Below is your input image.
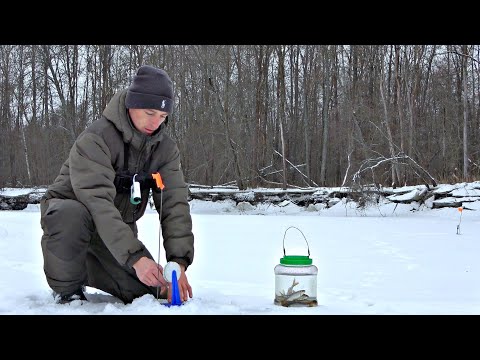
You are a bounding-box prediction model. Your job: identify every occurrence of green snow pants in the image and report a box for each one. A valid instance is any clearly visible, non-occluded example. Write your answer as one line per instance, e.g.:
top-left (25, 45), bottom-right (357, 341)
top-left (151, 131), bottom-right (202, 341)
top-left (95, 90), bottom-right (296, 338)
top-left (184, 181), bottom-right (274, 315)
top-left (40, 197), bottom-right (163, 304)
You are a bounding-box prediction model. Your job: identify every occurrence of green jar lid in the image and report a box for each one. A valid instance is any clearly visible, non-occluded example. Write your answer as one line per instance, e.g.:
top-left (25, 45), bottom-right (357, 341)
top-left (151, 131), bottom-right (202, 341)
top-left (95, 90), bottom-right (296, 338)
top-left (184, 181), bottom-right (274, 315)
top-left (280, 255), bottom-right (312, 265)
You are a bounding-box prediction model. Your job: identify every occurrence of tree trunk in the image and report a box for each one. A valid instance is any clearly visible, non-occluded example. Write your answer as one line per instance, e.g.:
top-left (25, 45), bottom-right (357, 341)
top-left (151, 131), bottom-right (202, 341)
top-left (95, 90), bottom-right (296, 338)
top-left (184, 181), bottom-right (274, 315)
top-left (379, 62), bottom-right (400, 186)
top-left (276, 45), bottom-right (287, 189)
top-left (462, 44), bottom-right (469, 180)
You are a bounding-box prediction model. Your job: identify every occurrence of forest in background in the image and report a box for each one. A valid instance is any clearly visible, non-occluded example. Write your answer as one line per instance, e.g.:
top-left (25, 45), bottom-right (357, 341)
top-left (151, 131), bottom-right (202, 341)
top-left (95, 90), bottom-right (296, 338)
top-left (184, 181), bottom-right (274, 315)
top-left (0, 45), bottom-right (479, 190)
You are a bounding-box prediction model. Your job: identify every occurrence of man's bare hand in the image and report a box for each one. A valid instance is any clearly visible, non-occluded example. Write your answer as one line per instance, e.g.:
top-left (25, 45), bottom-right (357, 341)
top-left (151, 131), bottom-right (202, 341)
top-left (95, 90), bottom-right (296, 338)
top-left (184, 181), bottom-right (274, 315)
top-left (132, 257), bottom-right (168, 288)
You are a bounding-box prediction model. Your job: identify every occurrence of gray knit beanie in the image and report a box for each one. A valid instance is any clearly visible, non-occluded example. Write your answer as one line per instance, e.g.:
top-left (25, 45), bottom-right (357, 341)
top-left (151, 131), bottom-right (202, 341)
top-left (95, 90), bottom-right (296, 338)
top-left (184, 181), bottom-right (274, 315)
top-left (125, 65), bottom-right (173, 113)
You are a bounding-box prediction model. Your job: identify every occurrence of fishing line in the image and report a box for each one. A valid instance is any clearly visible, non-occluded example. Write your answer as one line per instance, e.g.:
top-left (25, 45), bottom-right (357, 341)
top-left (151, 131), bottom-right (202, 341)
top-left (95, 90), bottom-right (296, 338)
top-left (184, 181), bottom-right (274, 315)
top-left (156, 189), bottom-right (163, 299)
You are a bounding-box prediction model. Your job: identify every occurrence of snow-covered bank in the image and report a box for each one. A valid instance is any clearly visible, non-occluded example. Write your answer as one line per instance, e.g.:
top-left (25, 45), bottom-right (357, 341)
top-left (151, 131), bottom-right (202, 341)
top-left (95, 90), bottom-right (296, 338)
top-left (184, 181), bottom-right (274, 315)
top-left (2, 181), bottom-right (480, 213)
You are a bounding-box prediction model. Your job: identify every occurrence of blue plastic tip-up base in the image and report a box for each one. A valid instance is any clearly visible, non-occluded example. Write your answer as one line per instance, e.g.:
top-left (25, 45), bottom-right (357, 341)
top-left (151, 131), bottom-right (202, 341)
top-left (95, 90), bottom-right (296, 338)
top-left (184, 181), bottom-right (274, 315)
top-left (162, 270), bottom-right (183, 307)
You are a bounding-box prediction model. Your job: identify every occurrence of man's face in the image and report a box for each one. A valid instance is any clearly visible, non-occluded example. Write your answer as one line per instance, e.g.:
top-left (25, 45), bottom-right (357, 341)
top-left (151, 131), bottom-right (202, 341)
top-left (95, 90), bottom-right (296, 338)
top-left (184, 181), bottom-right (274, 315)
top-left (129, 108), bottom-right (168, 135)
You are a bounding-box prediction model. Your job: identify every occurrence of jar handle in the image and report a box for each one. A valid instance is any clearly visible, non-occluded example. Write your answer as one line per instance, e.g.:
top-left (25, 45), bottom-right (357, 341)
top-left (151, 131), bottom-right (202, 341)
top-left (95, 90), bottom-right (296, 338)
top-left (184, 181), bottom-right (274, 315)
top-left (282, 226), bottom-right (310, 257)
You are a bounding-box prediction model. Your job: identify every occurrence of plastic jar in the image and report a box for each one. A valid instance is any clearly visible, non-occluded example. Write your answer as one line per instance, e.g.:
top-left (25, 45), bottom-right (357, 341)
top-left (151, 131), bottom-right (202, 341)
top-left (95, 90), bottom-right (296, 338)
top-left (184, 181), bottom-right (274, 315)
top-left (274, 227), bottom-right (318, 307)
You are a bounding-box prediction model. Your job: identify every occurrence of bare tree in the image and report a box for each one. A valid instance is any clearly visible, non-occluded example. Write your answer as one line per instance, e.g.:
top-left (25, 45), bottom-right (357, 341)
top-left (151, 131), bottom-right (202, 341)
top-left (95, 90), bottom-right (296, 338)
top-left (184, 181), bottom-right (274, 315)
top-left (461, 45), bottom-right (470, 179)
top-left (379, 60), bottom-right (401, 187)
top-left (319, 45), bottom-right (335, 186)
top-left (276, 45), bottom-right (287, 189)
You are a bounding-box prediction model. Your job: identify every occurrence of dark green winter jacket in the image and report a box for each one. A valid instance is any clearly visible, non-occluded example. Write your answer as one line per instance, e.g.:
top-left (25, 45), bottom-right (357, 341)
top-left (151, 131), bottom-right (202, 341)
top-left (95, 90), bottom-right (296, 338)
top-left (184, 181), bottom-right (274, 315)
top-left (43, 89), bottom-right (194, 269)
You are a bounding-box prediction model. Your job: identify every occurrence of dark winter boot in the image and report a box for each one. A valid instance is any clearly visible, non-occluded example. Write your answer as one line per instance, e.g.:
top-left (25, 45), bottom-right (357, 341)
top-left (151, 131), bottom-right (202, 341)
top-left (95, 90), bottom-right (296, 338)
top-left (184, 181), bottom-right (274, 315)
top-left (53, 287), bottom-right (88, 304)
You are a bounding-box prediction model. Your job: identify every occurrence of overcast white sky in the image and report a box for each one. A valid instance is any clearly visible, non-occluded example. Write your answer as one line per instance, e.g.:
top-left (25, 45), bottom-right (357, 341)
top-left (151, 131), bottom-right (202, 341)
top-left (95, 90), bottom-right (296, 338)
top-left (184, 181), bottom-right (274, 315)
top-left (1, 183), bottom-right (480, 315)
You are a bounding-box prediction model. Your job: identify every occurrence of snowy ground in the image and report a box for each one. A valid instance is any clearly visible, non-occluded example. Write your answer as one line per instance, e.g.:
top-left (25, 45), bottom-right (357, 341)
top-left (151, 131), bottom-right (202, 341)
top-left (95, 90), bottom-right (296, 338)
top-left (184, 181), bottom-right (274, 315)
top-left (1, 188), bottom-right (479, 315)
